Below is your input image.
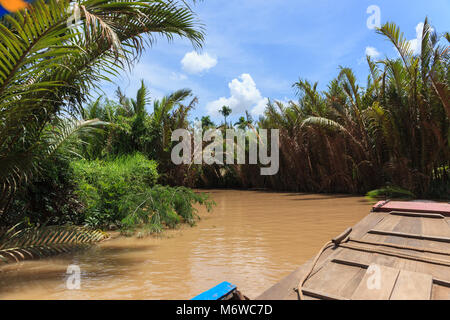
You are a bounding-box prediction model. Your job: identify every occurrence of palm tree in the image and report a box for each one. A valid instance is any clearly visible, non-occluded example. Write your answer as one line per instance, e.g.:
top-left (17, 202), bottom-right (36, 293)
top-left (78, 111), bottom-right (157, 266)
top-left (255, 17), bottom-right (448, 197)
top-left (219, 105), bottom-right (232, 127)
top-left (132, 80), bottom-right (151, 116)
top-left (234, 111), bottom-right (253, 130)
top-left (152, 89), bottom-right (194, 151)
top-left (201, 116), bottom-right (215, 128)
top-left (0, 0), bottom-right (204, 215)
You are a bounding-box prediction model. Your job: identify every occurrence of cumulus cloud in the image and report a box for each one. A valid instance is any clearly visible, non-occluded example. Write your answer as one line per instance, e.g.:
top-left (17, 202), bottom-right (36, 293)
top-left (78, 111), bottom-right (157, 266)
top-left (365, 46), bottom-right (380, 58)
top-left (408, 22), bottom-right (424, 55)
top-left (181, 51), bottom-right (217, 74)
top-left (206, 73), bottom-right (268, 118)
top-left (407, 22), bottom-right (436, 55)
top-left (358, 46), bottom-right (381, 64)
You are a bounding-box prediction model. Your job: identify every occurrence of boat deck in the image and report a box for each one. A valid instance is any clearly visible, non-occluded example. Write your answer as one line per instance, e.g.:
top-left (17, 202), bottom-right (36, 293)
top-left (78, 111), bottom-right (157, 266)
top-left (257, 201), bottom-right (450, 300)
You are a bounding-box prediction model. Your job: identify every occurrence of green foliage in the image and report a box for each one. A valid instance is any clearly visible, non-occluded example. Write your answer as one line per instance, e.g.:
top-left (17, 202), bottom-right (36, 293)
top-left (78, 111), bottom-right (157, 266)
top-left (234, 111), bottom-right (253, 130)
top-left (0, 0), bottom-right (204, 215)
top-left (201, 116), bottom-right (215, 128)
top-left (81, 84), bottom-right (197, 160)
top-left (366, 186), bottom-right (416, 201)
top-left (2, 156), bottom-right (85, 227)
top-left (71, 153), bottom-right (159, 229)
top-left (219, 105), bottom-right (232, 127)
top-left (121, 185), bottom-right (215, 234)
top-left (71, 154), bottom-right (214, 233)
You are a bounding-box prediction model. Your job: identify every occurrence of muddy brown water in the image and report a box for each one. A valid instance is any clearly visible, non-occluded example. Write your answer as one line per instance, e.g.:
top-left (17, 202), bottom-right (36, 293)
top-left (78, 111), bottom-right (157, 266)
top-left (0, 190), bottom-right (372, 299)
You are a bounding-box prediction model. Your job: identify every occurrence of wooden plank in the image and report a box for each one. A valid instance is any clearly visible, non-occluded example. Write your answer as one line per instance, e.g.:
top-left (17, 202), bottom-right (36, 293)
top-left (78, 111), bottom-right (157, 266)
top-left (389, 211), bottom-right (445, 219)
top-left (431, 284), bottom-right (450, 300)
top-left (398, 216), bottom-right (424, 273)
top-left (301, 287), bottom-right (349, 300)
top-left (332, 258), bottom-right (369, 269)
top-left (434, 278), bottom-right (450, 287)
top-left (364, 215), bottom-right (425, 273)
top-left (412, 260), bottom-right (450, 283)
top-left (373, 215), bottom-right (402, 232)
top-left (303, 260), bottom-right (363, 297)
top-left (368, 230), bottom-right (450, 243)
top-left (390, 270), bottom-right (432, 300)
top-left (350, 212), bottom-right (386, 238)
top-left (351, 264), bottom-right (399, 300)
top-left (338, 267), bottom-right (367, 298)
top-left (422, 218), bottom-right (450, 238)
top-left (389, 216), bottom-right (421, 248)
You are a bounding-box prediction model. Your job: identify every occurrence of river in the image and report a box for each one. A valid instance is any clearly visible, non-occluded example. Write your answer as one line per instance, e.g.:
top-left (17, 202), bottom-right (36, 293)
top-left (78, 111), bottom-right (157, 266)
top-left (0, 190), bottom-right (372, 299)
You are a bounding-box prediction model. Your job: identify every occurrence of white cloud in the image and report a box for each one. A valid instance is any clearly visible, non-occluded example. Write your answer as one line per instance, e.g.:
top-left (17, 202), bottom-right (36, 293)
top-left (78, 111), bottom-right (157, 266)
top-left (181, 51), bottom-right (218, 74)
top-left (408, 22), bottom-right (424, 55)
top-left (130, 62), bottom-right (188, 93)
top-left (365, 46), bottom-right (380, 58)
top-left (358, 46), bottom-right (381, 65)
top-left (206, 73), bottom-right (268, 118)
top-left (408, 22), bottom-right (434, 55)
top-left (170, 72), bottom-right (188, 81)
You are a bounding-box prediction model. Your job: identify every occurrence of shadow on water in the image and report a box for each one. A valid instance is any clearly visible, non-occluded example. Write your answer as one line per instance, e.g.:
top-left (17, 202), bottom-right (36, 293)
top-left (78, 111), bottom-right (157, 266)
top-left (0, 243), bottom-right (159, 295)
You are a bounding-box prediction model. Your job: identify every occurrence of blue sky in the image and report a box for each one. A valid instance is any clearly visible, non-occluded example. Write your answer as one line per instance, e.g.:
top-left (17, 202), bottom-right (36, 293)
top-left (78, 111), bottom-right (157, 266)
top-left (100, 0), bottom-right (450, 123)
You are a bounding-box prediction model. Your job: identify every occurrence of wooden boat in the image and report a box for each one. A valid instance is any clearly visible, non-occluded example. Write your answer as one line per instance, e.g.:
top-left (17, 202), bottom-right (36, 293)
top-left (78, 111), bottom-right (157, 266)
top-left (257, 200), bottom-right (450, 300)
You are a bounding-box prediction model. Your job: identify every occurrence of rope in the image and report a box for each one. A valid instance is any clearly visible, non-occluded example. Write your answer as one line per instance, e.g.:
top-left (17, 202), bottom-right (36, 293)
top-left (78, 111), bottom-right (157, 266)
top-left (296, 240), bottom-right (334, 300)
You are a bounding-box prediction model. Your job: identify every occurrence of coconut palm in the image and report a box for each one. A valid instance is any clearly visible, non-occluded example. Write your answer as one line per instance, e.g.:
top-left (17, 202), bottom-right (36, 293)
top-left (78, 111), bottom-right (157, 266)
top-left (219, 105), bottom-right (232, 127)
top-left (152, 88), bottom-right (194, 153)
top-left (234, 111), bottom-right (253, 130)
top-left (201, 116), bottom-right (215, 128)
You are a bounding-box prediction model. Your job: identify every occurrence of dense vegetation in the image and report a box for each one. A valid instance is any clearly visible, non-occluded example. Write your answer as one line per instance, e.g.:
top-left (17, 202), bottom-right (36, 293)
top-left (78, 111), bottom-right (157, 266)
top-left (71, 153), bottom-right (159, 229)
top-left (134, 18), bottom-right (447, 200)
top-left (255, 20), bottom-right (449, 199)
top-left (0, 0), bottom-right (213, 253)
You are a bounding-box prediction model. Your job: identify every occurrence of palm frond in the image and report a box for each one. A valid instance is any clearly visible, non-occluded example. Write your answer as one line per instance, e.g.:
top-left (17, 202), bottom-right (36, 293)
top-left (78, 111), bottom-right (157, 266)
top-left (133, 79), bottom-right (150, 115)
top-left (377, 21), bottom-right (417, 79)
top-left (0, 224), bottom-right (107, 263)
top-left (0, 0), bottom-right (205, 210)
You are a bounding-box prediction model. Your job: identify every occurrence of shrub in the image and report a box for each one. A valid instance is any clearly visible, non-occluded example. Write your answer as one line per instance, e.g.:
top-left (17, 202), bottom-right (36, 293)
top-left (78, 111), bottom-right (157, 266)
top-left (71, 153), bottom-right (159, 228)
top-left (121, 185), bottom-right (214, 233)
